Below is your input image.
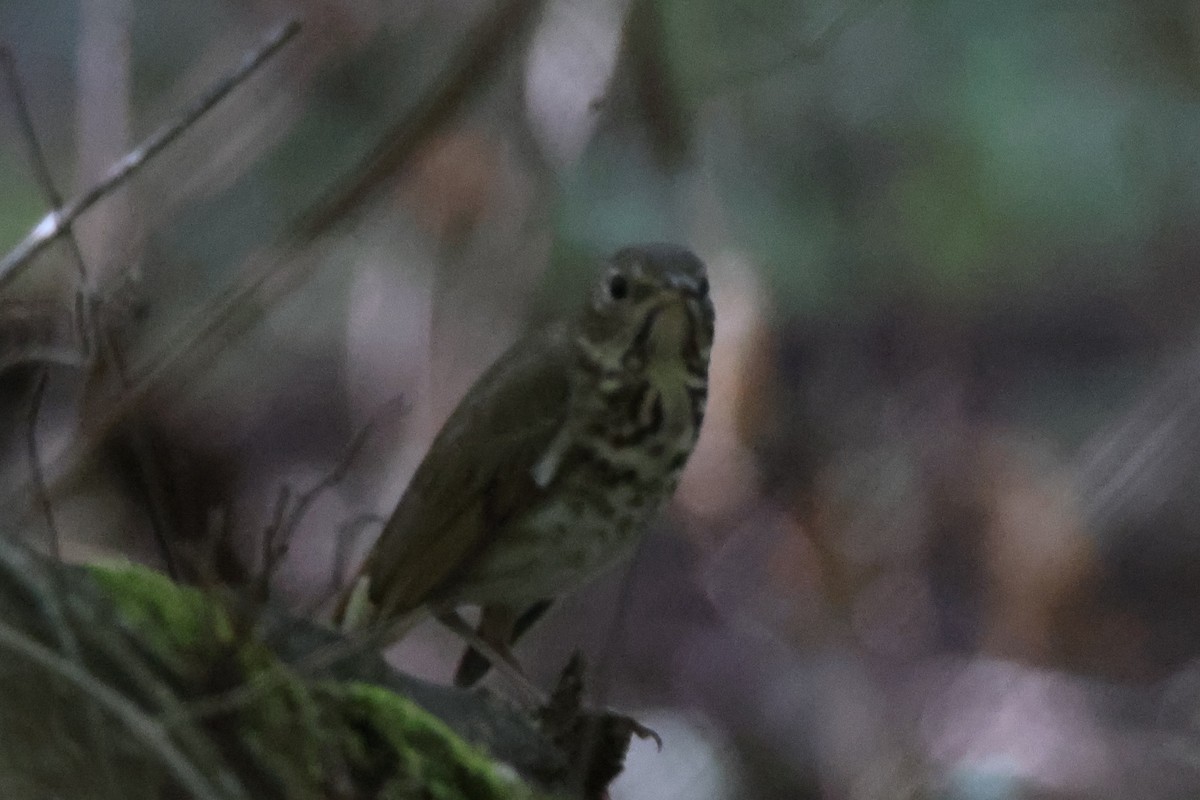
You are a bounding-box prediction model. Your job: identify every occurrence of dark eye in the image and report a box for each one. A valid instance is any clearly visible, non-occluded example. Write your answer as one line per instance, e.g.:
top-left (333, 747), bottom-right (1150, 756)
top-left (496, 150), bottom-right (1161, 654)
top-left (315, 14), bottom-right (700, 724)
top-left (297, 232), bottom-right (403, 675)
top-left (608, 274), bottom-right (629, 300)
top-left (697, 276), bottom-right (709, 296)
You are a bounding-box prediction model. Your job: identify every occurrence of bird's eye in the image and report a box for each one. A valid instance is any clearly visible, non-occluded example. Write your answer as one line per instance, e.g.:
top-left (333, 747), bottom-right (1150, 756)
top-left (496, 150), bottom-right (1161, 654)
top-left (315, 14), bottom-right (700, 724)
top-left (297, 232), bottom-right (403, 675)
top-left (697, 276), bottom-right (709, 296)
top-left (608, 274), bottom-right (629, 300)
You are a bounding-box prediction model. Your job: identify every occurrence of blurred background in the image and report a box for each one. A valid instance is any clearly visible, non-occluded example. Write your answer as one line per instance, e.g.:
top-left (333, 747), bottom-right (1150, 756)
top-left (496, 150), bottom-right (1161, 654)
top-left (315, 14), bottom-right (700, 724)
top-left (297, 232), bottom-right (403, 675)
top-left (5, 0), bottom-right (1200, 797)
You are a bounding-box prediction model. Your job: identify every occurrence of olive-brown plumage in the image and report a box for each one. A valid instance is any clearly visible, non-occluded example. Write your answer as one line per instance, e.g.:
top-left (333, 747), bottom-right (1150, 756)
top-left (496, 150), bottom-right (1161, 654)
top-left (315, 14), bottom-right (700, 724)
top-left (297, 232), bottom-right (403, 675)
top-left (338, 244), bottom-right (714, 683)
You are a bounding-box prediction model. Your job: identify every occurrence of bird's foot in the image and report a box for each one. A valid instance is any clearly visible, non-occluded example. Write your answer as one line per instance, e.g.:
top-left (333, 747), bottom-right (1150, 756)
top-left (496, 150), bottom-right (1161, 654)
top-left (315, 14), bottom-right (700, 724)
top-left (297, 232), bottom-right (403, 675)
top-left (536, 653), bottom-right (663, 795)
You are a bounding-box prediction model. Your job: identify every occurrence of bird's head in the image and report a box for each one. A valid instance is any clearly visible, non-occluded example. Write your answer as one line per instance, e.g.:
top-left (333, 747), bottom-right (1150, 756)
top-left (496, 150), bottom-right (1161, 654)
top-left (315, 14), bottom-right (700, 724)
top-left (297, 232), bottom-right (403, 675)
top-left (576, 244), bottom-right (714, 380)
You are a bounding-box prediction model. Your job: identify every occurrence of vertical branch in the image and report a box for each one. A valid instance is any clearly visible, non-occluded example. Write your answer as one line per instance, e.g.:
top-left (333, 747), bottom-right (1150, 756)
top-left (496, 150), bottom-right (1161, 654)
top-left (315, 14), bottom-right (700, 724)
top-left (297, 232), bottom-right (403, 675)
top-left (25, 369), bottom-right (60, 558)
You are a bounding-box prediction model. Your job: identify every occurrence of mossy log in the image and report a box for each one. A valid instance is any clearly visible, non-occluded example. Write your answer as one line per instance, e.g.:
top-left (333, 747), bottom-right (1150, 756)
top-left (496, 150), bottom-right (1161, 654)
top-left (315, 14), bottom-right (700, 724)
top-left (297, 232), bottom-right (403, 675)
top-left (0, 538), bottom-right (639, 799)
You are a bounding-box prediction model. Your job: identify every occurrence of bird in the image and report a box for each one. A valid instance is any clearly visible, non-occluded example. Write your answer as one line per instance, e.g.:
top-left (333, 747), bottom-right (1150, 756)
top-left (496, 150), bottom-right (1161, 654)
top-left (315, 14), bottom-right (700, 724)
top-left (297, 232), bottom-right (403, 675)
top-left (335, 243), bottom-right (714, 689)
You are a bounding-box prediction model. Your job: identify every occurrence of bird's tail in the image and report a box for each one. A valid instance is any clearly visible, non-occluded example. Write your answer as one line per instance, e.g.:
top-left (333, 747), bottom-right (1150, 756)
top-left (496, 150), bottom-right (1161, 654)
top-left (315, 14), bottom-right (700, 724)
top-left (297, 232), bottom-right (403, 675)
top-left (331, 574), bottom-right (426, 649)
top-left (330, 574), bottom-right (374, 631)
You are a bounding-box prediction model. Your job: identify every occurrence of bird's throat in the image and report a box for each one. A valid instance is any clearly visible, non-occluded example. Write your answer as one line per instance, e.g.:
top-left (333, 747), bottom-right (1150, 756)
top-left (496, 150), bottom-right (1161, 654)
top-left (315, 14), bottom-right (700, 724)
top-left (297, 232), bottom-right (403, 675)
top-left (646, 302), bottom-right (690, 362)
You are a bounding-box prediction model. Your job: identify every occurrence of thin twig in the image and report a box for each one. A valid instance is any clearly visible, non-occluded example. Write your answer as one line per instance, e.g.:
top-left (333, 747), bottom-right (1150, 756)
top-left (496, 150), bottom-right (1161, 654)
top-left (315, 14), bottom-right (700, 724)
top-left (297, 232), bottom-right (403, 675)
top-left (85, 289), bottom-right (185, 578)
top-left (256, 399), bottom-right (402, 600)
top-left (282, 408), bottom-right (386, 525)
top-left (1, 23), bottom-right (303, 579)
top-left (5, 18), bottom-right (301, 578)
top-left (0, 18), bottom-right (302, 288)
top-left (0, 47), bottom-right (92, 288)
top-left (2, 45), bottom-right (95, 563)
top-left (257, 485), bottom-right (292, 599)
top-left (305, 512), bottom-right (386, 616)
top-left (24, 369), bottom-right (60, 558)
top-left (197, 504), bottom-right (231, 586)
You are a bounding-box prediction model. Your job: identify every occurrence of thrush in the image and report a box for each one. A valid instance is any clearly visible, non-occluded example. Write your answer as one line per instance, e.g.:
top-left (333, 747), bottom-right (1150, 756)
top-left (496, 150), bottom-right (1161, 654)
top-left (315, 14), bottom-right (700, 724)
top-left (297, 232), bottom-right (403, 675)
top-left (337, 243), bottom-right (714, 688)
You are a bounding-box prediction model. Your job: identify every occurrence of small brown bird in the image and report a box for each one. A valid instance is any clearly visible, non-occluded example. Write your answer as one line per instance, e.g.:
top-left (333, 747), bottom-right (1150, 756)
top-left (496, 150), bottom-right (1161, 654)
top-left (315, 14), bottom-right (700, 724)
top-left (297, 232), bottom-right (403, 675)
top-left (337, 244), bottom-right (714, 687)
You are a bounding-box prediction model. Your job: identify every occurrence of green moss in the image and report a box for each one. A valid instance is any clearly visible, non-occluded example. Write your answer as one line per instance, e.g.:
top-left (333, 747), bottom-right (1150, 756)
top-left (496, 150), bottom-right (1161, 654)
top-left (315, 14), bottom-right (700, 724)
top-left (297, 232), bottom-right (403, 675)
top-left (86, 562), bottom-right (233, 662)
top-left (340, 682), bottom-right (539, 800)
top-left (234, 669), bottom-right (344, 800)
top-left (83, 562), bottom-right (546, 800)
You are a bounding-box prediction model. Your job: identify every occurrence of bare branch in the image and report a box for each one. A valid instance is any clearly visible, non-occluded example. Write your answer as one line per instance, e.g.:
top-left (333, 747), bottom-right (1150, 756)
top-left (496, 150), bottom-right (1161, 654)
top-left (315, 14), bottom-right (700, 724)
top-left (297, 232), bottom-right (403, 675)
top-left (257, 485), bottom-right (292, 599)
top-left (256, 397), bottom-right (405, 601)
top-left (0, 18), bottom-right (302, 289)
top-left (195, 503), bottom-right (233, 586)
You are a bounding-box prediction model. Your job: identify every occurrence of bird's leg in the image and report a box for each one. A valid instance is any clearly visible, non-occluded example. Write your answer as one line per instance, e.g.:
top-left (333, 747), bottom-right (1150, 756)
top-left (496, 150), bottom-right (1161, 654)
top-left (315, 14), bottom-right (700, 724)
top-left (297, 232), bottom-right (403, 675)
top-left (453, 603), bottom-right (517, 688)
top-left (454, 600), bottom-right (553, 688)
top-left (444, 615), bottom-right (665, 755)
top-left (436, 609), bottom-right (547, 705)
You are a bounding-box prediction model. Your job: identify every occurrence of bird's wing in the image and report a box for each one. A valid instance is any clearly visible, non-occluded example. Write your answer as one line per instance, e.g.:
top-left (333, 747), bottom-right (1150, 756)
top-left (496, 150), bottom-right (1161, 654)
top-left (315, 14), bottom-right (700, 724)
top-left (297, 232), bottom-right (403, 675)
top-left (360, 323), bottom-right (573, 621)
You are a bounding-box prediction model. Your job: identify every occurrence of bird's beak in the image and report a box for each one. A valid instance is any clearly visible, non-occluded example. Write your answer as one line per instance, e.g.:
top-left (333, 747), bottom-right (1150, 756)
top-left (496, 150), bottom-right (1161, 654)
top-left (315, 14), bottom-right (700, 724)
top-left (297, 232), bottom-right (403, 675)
top-left (665, 273), bottom-right (705, 299)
